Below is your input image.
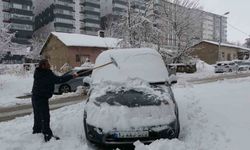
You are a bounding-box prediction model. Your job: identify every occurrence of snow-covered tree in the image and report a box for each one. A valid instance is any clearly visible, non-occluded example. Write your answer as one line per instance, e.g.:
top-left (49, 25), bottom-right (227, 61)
top-left (103, 0), bottom-right (201, 64)
top-left (0, 25), bottom-right (16, 57)
top-left (0, 24), bottom-right (29, 58)
top-left (244, 38), bottom-right (250, 48)
top-left (104, 0), bottom-right (159, 48)
top-left (27, 34), bottom-right (47, 59)
top-left (156, 0), bottom-right (202, 63)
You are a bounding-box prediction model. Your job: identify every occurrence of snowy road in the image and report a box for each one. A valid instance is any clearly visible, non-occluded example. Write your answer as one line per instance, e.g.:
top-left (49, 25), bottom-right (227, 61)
top-left (188, 71), bottom-right (250, 84)
top-left (0, 77), bottom-right (250, 150)
top-left (0, 95), bottom-right (86, 122)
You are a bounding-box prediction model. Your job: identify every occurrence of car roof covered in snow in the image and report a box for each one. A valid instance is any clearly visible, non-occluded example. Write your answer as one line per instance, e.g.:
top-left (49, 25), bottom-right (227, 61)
top-left (92, 48), bottom-right (169, 84)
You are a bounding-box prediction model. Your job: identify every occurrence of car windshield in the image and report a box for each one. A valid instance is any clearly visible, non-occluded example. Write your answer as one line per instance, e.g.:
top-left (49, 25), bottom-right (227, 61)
top-left (94, 89), bottom-right (166, 107)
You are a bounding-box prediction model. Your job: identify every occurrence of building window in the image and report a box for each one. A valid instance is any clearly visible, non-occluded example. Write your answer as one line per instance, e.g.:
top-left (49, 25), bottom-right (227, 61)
top-left (233, 54), bottom-right (237, 59)
top-left (11, 23), bottom-right (33, 31)
top-left (221, 52), bottom-right (225, 59)
top-left (76, 54), bottom-right (90, 64)
top-left (76, 54), bottom-right (80, 62)
top-left (227, 53), bottom-right (231, 61)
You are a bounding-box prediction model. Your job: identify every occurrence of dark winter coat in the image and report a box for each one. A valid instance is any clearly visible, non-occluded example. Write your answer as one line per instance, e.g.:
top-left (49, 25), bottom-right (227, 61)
top-left (32, 68), bottom-right (73, 98)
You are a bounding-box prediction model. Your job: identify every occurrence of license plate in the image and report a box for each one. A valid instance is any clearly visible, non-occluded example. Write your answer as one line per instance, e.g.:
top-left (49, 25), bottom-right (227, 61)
top-left (113, 130), bottom-right (149, 138)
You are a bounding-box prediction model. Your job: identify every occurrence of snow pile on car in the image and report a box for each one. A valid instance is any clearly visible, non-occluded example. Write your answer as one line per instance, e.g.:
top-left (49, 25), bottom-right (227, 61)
top-left (92, 48), bottom-right (169, 84)
top-left (85, 79), bottom-right (176, 132)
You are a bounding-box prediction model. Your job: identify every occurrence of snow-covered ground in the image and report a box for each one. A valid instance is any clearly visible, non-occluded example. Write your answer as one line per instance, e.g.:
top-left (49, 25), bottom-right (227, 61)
top-left (1, 73), bottom-right (250, 149)
top-left (1, 62), bottom-right (250, 150)
top-left (0, 60), bottom-right (212, 107)
top-left (0, 65), bottom-right (82, 107)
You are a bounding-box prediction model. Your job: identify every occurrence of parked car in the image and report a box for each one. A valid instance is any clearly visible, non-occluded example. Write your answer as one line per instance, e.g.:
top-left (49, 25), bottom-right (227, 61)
top-left (233, 60), bottom-right (250, 71)
top-left (83, 48), bottom-right (179, 146)
top-left (54, 68), bottom-right (92, 94)
top-left (214, 61), bottom-right (238, 73)
top-left (168, 63), bottom-right (197, 73)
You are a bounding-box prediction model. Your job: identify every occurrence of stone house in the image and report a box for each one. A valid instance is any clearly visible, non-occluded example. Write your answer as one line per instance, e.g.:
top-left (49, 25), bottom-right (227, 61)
top-left (40, 32), bottom-right (121, 70)
top-left (191, 40), bottom-right (250, 64)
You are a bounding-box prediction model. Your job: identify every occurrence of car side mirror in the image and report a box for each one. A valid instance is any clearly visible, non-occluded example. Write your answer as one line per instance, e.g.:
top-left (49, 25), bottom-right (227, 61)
top-left (169, 74), bottom-right (177, 85)
top-left (83, 76), bottom-right (92, 87)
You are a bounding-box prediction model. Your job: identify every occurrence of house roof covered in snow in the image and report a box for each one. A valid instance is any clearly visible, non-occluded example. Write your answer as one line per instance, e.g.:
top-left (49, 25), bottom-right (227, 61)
top-left (40, 32), bottom-right (122, 54)
top-left (51, 32), bottom-right (121, 48)
top-left (196, 40), bottom-right (250, 51)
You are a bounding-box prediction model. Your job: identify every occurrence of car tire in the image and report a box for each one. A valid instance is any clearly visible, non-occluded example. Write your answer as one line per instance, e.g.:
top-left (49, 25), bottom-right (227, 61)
top-left (59, 84), bottom-right (71, 94)
top-left (83, 118), bottom-right (90, 142)
top-left (229, 69), bottom-right (232, 72)
top-left (175, 119), bottom-right (180, 138)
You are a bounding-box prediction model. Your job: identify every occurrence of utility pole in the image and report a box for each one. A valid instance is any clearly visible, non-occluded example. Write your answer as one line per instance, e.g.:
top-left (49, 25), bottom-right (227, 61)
top-left (219, 12), bottom-right (230, 61)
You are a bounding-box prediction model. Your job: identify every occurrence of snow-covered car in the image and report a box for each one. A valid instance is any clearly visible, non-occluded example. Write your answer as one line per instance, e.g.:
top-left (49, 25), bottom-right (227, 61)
top-left (54, 69), bottom-right (92, 94)
top-left (214, 61), bottom-right (238, 73)
top-left (233, 60), bottom-right (250, 71)
top-left (83, 48), bottom-right (179, 146)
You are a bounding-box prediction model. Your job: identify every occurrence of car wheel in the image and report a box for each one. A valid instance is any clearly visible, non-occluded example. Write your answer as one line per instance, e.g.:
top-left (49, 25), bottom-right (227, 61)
top-left (229, 69), bottom-right (232, 72)
top-left (59, 84), bottom-right (71, 94)
top-left (83, 118), bottom-right (90, 142)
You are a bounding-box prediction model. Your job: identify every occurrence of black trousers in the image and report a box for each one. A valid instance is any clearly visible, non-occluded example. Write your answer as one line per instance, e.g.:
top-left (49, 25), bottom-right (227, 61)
top-left (31, 95), bottom-right (52, 136)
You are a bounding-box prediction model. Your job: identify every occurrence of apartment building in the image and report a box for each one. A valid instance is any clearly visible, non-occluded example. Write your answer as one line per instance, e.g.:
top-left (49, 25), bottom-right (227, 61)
top-left (33, 0), bottom-right (75, 36)
top-left (0, 0), bottom-right (34, 44)
top-left (101, 0), bottom-right (146, 17)
top-left (79, 0), bottom-right (101, 35)
top-left (147, 0), bottom-right (228, 49)
top-left (100, 0), bottom-right (146, 31)
top-left (201, 11), bottom-right (227, 43)
top-left (33, 0), bottom-right (101, 37)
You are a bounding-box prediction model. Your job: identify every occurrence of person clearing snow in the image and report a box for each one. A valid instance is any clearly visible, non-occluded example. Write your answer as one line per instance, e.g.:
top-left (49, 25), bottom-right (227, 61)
top-left (31, 59), bottom-right (78, 142)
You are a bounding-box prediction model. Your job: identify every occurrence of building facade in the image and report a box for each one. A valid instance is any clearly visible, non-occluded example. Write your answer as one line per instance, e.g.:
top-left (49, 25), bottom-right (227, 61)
top-left (33, 0), bottom-right (75, 36)
top-left (201, 11), bottom-right (227, 43)
top-left (34, 0), bottom-right (101, 37)
top-left (40, 32), bottom-right (120, 70)
top-left (100, 0), bottom-right (228, 50)
top-left (191, 41), bottom-right (249, 64)
top-left (79, 0), bottom-right (101, 35)
top-left (0, 0), bottom-right (34, 44)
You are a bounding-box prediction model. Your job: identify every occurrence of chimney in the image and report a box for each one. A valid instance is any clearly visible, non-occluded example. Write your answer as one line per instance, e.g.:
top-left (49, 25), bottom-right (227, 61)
top-left (98, 30), bottom-right (105, 38)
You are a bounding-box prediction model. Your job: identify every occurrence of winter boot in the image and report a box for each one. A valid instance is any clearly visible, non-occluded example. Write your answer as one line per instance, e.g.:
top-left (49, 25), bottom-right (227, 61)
top-left (52, 135), bottom-right (60, 140)
top-left (44, 134), bottom-right (52, 142)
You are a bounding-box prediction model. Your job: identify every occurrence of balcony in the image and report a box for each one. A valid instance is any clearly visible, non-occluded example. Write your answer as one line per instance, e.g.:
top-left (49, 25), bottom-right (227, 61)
top-left (80, 0), bottom-right (100, 5)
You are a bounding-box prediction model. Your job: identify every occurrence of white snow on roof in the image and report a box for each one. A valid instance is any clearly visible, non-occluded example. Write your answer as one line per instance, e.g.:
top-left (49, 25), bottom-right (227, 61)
top-left (92, 48), bottom-right (169, 84)
top-left (202, 40), bottom-right (250, 51)
top-left (51, 32), bottom-right (121, 48)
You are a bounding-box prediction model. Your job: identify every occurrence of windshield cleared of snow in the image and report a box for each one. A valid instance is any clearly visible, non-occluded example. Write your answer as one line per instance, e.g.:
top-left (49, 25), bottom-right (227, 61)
top-left (91, 48), bottom-right (169, 84)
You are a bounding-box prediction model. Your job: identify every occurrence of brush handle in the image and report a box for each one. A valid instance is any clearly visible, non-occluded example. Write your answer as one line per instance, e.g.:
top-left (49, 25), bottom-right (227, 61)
top-left (77, 61), bottom-right (112, 76)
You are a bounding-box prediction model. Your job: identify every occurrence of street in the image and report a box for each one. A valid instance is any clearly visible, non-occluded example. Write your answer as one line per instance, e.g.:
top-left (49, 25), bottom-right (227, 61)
top-left (1, 71), bottom-right (250, 123)
top-left (0, 95), bottom-right (86, 122)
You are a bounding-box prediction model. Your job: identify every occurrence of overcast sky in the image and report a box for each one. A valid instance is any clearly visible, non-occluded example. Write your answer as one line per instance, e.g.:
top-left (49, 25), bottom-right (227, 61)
top-left (199, 0), bottom-right (250, 44)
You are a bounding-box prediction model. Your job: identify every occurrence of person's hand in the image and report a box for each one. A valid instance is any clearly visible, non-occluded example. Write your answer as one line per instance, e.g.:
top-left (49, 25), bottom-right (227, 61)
top-left (73, 73), bottom-right (79, 78)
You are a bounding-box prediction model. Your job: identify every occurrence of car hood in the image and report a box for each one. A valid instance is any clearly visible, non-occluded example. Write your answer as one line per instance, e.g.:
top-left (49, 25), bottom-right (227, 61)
top-left (85, 102), bottom-right (176, 133)
top-left (85, 80), bottom-right (176, 132)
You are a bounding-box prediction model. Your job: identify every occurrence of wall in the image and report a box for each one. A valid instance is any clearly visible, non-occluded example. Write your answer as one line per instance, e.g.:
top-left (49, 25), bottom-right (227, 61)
top-left (191, 42), bottom-right (240, 64)
top-left (191, 42), bottom-right (219, 64)
top-left (219, 46), bottom-right (238, 61)
top-left (68, 47), bottom-right (107, 67)
top-left (41, 35), bottom-right (108, 70)
top-left (41, 35), bottom-right (69, 70)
